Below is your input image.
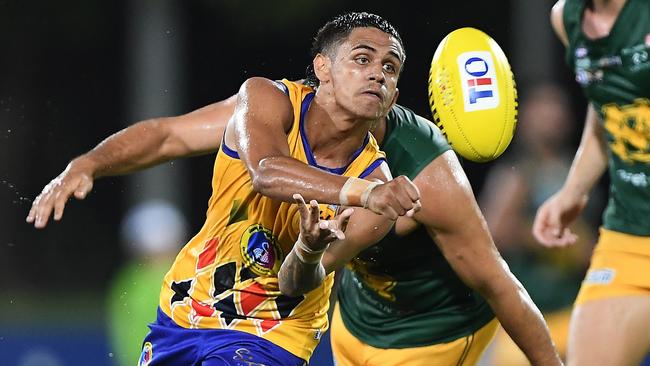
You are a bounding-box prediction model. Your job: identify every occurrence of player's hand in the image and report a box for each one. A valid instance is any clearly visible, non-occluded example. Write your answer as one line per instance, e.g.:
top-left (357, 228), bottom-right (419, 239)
top-left (293, 193), bottom-right (354, 251)
top-left (532, 189), bottom-right (588, 247)
top-left (26, 159), bottom-right (95, 229)
top-left (366, 175), bottom-right (421, 220)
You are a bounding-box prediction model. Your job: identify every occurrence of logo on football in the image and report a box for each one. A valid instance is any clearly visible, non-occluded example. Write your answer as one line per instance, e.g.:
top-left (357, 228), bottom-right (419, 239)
top-left (428, 27), bottom-right (518, 162)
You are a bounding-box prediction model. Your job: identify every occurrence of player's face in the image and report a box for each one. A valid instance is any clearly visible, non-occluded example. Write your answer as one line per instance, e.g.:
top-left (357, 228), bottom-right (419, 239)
top-left (329, 27), bottom-right (403, 119)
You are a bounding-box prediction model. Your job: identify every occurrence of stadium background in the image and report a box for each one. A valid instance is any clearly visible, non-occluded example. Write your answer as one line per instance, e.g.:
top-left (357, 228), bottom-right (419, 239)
top-left (0, 0), bottom-right (589, 365)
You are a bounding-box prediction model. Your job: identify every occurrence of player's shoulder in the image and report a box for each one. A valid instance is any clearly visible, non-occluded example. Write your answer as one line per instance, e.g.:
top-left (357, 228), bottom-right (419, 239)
top-left (386, 104), bottom-right (450, 150)
top-left (237, 77), bottom-right (295, 126)
top-left (550, 0), bottom-right (569, 46)
top-left (382, 104), bottom-right (451, 179)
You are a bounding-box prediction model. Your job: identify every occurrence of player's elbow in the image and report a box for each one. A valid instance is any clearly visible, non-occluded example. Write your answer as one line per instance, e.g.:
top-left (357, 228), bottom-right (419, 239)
top-left (250, 157), bottom-right (283, 194)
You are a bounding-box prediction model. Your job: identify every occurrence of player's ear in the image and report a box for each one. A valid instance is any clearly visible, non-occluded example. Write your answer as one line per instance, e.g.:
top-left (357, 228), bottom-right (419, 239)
top-left (314, 53), bottom-right (332, 84)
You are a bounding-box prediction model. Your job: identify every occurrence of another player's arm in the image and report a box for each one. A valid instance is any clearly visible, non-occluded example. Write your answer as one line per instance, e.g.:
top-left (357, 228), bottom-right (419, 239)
top-left (414, 151), bottom-right (563, 366)
top-left (227, 77), bottom-right (420, 219)
top-left (27, 95), bottom-right (237, 228)
top-left (533, 104), bottom-right (607, 246)
top-left (278, 163), bottom-right (397, 296)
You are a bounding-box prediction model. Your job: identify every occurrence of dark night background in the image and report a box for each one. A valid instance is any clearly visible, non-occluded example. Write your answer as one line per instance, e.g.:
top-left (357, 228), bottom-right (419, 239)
top-left (0, 1), bottom-right (589, 365)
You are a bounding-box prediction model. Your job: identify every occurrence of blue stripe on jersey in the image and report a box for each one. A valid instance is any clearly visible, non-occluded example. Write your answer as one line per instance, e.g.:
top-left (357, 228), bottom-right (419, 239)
top-left (359, 157), bottom-right (386, 179)
top-left (299, 92), bottom-right (371, 175)
top-left (221, 141), bottom-right (240, 159)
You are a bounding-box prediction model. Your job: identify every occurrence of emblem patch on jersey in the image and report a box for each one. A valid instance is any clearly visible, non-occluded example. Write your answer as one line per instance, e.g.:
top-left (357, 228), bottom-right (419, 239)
top-left (240, 224), bottom-right (283, 276)
top-left (584, 268), bottom-right (616, 285)
top-left (138, 342), bottom-right (153, 366)
top-left (603, 99), bottom-right (650, 163)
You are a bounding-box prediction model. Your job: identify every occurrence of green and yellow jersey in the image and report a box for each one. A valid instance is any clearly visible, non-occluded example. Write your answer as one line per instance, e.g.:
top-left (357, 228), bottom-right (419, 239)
top-left (337, 105), bottom-right (495, 348)
top-left (564, 0), bottom-right (650, 235)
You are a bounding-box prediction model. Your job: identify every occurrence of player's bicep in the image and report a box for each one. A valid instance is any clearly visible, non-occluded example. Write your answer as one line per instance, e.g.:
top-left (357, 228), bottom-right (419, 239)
top-left (164, 94), bottom-right (238, 156)
top-left (225, 78), bottom-right (294, 168)
top-left (414, 151), bottom-right (501, 287)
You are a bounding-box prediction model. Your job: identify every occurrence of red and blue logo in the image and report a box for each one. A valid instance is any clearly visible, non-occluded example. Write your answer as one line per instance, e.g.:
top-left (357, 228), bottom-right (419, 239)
top-left (457, 51), bottom-right (500, 111)
top-left (138, 342), bottom-right (153, 366)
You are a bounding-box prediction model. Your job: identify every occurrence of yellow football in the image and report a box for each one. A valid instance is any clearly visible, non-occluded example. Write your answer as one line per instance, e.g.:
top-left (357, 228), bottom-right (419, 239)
top-left (428, 27), bottom-right (518, 162)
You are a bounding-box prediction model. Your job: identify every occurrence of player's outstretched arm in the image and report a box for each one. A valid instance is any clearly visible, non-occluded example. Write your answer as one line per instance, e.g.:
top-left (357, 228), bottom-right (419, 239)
top-left (413, 151), bottom-right (563, 366)
top-left (532, 104), bottom-right (607, 247)
top-left (227, 77), bottom-right (420, 219)
top-left (26, 95), bottom-right (236, 228)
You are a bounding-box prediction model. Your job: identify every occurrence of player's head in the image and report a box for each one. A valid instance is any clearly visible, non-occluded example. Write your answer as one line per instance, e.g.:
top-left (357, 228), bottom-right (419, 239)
top-left (306, 12), bottom-right (404, 119)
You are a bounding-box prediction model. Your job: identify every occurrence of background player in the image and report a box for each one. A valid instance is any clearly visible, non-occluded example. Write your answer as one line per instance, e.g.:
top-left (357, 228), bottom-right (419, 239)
top-left (533, 1), bottom-right (650, 365)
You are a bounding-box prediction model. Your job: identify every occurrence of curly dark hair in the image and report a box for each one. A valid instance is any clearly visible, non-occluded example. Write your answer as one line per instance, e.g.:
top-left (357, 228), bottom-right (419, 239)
top-left (304, 12), bottom-right (405, 87)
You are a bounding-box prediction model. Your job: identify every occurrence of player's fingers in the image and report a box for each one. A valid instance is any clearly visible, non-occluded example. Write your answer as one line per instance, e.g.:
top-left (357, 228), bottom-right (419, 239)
top-left (397, 175), bottom-right (420, 202)
top-left (532, 207), bottom-right (556, 246)
top-left (34, 193), bottom-right (57, 229)
top-left (74, 177), bottom-right (93, 200)
top-left (318, 220), bottom-right (346, 242)
top-left (383, 205), bottom-right (398, 221)
top-left (406, 200), bottom-right (421, 217)
top-left (53, 190), bottom-right (69, 221)
top-left (293, 193), bottom-right (309, 216)
top-left (26, 198), bottom-right (40, 223)
top-left (309, 200), bottom-right (320, 225)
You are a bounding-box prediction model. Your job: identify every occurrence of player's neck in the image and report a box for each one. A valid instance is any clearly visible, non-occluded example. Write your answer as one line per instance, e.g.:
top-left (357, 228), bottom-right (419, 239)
top-left (304, 98), bottom-right (376, 167)
top-left (370, 117), bottom-right (388, 146)
top-left (583, 0), bottom-right (626, 39)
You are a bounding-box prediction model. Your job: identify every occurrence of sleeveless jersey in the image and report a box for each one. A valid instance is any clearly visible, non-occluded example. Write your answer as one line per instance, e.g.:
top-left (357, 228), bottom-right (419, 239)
top-left (564, 0), bottom-right (650, 235)
top-left (337, 104), bottom-right (495, 348)
top-left (158, 79), bottom-right (386, 361)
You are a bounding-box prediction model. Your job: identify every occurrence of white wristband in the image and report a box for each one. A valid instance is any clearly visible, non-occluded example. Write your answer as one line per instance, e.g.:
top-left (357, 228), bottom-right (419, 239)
top-left (339, 177), bottom-right (381, 208)
top-left (293, 236), bottom-right (327, 264)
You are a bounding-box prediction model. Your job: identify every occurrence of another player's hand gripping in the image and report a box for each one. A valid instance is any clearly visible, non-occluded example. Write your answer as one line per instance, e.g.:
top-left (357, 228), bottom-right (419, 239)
top-left (366, 175), bottom-right (421, 220)
top-left (26, 159), bottom-right (95, 229)
top-left (293, 193), bottom-right (354, 253)
top-left (532, 189), bottom-right (588, 247)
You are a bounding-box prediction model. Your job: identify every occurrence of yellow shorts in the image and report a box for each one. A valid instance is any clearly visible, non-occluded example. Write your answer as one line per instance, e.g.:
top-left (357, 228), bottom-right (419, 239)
top-left (330, 304), bottom-right (498, 366)
top-left (575, 228), bottom-right (650, 306)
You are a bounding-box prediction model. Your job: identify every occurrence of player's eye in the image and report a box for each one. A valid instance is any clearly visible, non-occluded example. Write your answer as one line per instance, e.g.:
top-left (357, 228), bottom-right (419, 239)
top-left (383, 63), bottom-right (396, 74)
top-left (355, 56), bottom-right (370, 65)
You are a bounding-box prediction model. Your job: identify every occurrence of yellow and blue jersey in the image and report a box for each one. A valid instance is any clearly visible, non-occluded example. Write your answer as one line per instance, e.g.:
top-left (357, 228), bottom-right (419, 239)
top-left (158, 79), bottom-right (385, 361)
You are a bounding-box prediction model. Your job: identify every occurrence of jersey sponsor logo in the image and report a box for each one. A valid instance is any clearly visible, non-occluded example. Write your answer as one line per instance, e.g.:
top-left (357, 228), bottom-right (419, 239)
top-left (240, 224), bottom-right (283, 276)
top-left (457, 51), bottom-right (500, 111)
top-left (138, 342), bottom-right (153, 366)
top-left (584, 268), bottom-right (616, 285)
top-left (617, 169), bottom-right (648, 188)
top-left (603, 99), bottom-right (650, 163)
